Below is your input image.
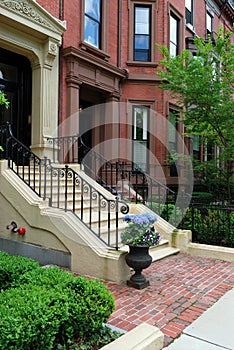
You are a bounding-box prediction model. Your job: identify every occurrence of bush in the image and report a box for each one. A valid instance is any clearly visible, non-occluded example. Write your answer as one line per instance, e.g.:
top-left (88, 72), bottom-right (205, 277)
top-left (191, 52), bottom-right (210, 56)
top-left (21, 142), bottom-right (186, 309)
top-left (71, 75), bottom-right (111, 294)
top-left (64, 277), bottom-right (115, 337)
top-left (0, 285), bottom-right (71, 349)
top-left (0, 253), bottom-right (116, 349)
top-left (12, 265), bottom-right (75, 289)
top-left (0, 251), bottom-right (40, 291)
top-left (149, 202), bottom-right (183, 226)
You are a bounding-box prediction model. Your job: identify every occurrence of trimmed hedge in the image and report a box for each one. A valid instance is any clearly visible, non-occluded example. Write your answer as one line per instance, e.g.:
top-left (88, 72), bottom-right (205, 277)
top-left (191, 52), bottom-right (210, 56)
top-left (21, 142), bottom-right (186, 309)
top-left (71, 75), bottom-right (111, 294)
top-left (12, 265), bottom-right (75, 289)
top-left (0, 251), bottom-right (116, 349)
top-left (0, 251), bottom-right (40, 291)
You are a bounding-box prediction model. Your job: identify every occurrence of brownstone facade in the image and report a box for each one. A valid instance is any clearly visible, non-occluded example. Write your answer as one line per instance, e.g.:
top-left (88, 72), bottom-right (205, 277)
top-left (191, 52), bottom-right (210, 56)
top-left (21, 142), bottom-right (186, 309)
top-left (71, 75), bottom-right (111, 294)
top-left (2, 0), bottom-right (234, 191)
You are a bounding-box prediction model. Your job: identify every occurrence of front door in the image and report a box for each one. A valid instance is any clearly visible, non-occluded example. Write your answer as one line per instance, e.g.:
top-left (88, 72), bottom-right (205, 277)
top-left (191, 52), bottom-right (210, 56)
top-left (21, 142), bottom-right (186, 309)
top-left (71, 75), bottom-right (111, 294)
top-left (0, 48), bottom-right (32, 148)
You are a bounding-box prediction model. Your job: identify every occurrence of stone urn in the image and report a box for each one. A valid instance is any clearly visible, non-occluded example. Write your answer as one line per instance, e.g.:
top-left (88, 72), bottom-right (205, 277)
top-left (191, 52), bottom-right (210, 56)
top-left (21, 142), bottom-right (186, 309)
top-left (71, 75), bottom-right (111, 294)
top-left (125, 244), bottom-right (152, 289)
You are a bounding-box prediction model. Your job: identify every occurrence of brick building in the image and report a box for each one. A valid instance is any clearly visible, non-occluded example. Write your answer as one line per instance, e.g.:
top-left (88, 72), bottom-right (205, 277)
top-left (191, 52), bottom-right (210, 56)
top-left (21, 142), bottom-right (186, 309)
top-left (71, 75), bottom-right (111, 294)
top-left (0, 0), bottom-right (233, 192)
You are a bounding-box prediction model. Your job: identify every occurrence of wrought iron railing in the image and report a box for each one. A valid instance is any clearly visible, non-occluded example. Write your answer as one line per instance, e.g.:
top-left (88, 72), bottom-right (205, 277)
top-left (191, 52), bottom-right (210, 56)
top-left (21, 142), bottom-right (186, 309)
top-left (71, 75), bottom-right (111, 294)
top-left (47, 135), bottom-right (80, 164)
top-left (47, 134), bottom-right (192, 227)
top-left (0, 123), bottom-right (129, 249)
top-left (183, 203), bottom-right (234, 247)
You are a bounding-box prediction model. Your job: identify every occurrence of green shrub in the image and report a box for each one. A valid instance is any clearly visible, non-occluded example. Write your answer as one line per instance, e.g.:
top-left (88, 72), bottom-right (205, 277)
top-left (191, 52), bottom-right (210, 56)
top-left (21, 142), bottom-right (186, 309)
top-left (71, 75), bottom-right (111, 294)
top-left (0, 285), bottom-right (65, 349)
top-left (64, 277), bottom-right (115, 337)
top-left (192, 192), bottom-right (213, 201)
top-left (13, 267), bottom-right (115, 337)
top-left (149, 202), bottom-right (183, 226)
top-left (0, 257), bottom-right (115, 349)
top-left (193, 209), bottom-right (234, 246)
top-left (12, 265), bottom-right (75, 289)
top-left (0, 251), bottom-right (40, 291)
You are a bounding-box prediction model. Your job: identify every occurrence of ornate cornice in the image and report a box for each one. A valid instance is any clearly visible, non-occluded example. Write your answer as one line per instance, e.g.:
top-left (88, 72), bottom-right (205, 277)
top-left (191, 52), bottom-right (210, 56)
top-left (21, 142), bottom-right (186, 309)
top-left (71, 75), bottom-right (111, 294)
top-left (0, 0), bottom-right (65, 34)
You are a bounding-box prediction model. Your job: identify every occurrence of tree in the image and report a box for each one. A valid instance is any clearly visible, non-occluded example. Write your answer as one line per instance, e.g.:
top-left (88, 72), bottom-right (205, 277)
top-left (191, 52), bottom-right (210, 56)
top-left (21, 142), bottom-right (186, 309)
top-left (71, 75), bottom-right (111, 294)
top-left (157, 27), bottom-right (234, 200)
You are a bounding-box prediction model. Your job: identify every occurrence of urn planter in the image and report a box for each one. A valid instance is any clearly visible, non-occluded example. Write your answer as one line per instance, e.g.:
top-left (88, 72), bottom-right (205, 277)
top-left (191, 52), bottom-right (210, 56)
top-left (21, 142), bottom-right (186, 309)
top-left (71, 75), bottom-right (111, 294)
top-left (125, 244), bottom-right (152, 289)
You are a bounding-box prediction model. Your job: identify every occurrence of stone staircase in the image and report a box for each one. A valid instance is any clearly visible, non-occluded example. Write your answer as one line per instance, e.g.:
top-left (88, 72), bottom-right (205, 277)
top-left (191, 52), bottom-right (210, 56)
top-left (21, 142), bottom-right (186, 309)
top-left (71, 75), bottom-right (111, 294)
top-left (13, 162), bottom-right (179, 258)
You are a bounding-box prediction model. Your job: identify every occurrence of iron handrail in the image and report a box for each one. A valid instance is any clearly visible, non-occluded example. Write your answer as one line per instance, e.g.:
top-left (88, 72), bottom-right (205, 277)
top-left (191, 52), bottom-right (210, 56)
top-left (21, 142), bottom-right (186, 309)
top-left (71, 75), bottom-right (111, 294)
top-left (0, 123), bottom-right (129, 249)
top-left (46, 134), bottom-right (193, 226)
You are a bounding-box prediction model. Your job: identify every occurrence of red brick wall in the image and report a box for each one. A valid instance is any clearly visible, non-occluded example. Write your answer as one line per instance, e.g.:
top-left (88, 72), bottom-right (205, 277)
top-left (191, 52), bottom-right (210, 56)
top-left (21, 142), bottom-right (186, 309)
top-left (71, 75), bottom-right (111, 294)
top-left (36, 0), bottom-right (60, 18)
top-left (36, 0), bottom-right (233, 173)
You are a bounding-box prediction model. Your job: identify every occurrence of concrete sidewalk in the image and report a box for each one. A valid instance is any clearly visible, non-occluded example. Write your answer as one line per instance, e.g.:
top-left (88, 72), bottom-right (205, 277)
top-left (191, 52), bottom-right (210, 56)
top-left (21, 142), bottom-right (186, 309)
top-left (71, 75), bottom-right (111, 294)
top-left (165, 287), bottom-right (234, 349)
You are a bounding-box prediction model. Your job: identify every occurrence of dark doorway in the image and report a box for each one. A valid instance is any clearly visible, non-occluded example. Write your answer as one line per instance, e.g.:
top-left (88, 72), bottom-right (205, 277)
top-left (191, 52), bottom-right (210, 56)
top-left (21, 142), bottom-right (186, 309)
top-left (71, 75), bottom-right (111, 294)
top-left (0, 48), bottom-right (32, 148)
top-left (78, 85), bottom-right (106, 163)
top-left (79, 99), bottom-right (94, 150)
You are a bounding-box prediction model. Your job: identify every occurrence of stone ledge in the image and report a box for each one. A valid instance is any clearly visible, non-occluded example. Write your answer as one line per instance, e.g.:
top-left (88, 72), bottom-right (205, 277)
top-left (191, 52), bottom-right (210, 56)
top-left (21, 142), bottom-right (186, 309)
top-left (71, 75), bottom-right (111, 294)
top-left (188, 242), bottom-right (234, 262)
top-left (100, 323), bottom-right (164, 350)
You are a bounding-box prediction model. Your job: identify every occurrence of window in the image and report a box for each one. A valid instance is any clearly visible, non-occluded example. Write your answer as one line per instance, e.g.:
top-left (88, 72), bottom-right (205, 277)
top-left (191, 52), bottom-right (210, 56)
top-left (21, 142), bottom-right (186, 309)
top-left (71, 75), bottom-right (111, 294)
top-left (134, 6), bottom-right (151, 61)
top-left (206, 10), bottom-right (213, 39)
top-left (185, 0), bottom-right (193, 26)
top-left (170, 13), bottom-right (179, 57)
top-left (193, 135), bottom-right (200, 160)
top-left (169, 109), bottom-right (178, 176)
top-left (133, 106), bottom-right (148, 171)
top-left (127, 1), bottom-right (157, 65)
top-left (84, 0), bottom-right (101, 48)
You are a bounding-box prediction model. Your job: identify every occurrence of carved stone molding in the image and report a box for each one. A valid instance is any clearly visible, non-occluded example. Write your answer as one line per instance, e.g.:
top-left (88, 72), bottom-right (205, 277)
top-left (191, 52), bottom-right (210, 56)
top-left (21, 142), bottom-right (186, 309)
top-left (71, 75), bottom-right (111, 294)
top-left (44, 38), bottom-right (59, 68)
top-left (0, 0), bottom-right (64, 34)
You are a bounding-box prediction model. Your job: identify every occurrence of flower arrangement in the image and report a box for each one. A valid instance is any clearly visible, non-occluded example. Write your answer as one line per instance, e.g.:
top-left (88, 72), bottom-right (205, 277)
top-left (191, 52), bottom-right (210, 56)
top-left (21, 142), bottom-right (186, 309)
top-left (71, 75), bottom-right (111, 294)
top-left (121, 212), bottom-right (161, 246)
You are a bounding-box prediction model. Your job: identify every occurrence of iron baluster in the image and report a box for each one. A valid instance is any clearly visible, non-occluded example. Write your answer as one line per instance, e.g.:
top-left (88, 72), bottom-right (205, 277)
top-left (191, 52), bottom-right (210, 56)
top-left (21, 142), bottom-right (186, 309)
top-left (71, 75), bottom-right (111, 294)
top-left (115, 196), bottom-right (119, 250)
top-left (43, 157), bottom-right (47, 201)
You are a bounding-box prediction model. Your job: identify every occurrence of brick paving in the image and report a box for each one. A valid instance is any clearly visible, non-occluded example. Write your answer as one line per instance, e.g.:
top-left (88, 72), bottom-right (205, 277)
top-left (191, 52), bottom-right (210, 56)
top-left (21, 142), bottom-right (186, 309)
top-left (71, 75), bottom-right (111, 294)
top-left (104, 253), bottom-right (234, 347)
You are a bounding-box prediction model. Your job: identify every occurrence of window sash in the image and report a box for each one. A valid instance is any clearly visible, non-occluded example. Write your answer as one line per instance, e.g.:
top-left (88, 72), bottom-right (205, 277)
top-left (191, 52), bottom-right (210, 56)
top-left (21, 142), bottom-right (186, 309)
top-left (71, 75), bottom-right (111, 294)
top-left (185, 0), bottom-right (192, 12)
top-left (133, 106), bottom-right (148, 171)
top-left (169, 110), bottom-right (177, 151)
top-left (133, 106), bottom-right (148, 141)
top-left (170, 14), bottom-right (178, 57)
top-left (185, 0), bottom-right (193, 25)
top-left (206, 11), bottom-right (213, 37)
top-left (134, 6), bottom-right (151, 61)
top-left (84, 0), bottom-right (101, 48)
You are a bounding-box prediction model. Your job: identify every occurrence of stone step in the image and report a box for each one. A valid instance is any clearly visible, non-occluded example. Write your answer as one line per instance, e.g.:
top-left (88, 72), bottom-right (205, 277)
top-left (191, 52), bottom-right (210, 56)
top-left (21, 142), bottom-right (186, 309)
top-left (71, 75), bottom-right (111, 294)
top-left (150, 246), bottom-right (180, 262)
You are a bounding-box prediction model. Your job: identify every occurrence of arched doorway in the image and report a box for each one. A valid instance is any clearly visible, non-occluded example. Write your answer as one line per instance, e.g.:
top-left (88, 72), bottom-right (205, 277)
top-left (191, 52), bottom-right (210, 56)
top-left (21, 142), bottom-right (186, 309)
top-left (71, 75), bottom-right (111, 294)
top-left (0, 48), bottom-right (32, 148)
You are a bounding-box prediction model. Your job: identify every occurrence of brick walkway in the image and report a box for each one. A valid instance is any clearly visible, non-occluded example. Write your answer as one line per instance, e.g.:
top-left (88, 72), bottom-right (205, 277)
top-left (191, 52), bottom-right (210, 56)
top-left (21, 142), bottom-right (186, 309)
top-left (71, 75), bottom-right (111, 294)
top-left (104, 253), bottom-right (234, 347)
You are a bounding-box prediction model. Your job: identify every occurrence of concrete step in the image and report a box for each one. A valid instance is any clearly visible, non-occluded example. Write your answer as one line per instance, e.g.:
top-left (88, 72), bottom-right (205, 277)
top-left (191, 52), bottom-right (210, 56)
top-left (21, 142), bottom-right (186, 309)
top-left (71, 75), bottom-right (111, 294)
top-left (150, 246), bottom-right (180, 262)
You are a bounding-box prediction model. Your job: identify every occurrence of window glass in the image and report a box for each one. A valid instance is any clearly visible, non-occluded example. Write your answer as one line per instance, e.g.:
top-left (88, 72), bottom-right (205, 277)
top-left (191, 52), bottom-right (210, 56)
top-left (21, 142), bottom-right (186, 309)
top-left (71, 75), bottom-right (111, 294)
top-left (133, 106), bottom-right (148, 140)
top-left (84, 17), bottom-right (99, 47)
top-left (133, 106), bottom-right (148, 171)
top-left (135, 7), bottom-right (149, 34)
top-left (84, 0), bottom-right (101, 48)
top-left (185, 0), bottom-right (193, 25)
top-left (193, 135), bottom-right (200, 152)
top-left (170, 14), bottom-right (178, 57)
top-left (169, 110), bottom-right (177, 151)
top-left (207, 12), bottom-right (212, 33)
top-left (169, 110), bottom-right (178, 176)
top-left (185, 0), bottom-right (192, 12)
top-left (134, 6), bottom-right (151, 61)
top-left (85, 0), bottom-right (100, 20)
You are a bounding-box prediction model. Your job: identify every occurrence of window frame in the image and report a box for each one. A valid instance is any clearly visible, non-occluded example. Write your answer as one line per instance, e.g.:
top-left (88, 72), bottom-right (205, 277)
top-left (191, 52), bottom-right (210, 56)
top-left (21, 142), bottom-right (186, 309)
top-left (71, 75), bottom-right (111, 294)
top-left (206, 9), bottom-right (214, 40)
top-left (132, 105), bottom-right (150, 172)
top-left (168, 5), bottom-right (184, 58)
top-left (168, 4), bottom-right (184, 55)
top-left (185, 0), bottom-right (195, 30)
top-left (168, 108), bottom-right (179, 177)
top-left (127, 0), bottom-right (157, 66)
top-left (80, 0), bottom-right (108, 56)
top-left (133, 5), bottom-right (151, 62)
top-left (84, 0), bottom-right (102, 49)
top-left (192, 134), bottom-right (201, 161)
